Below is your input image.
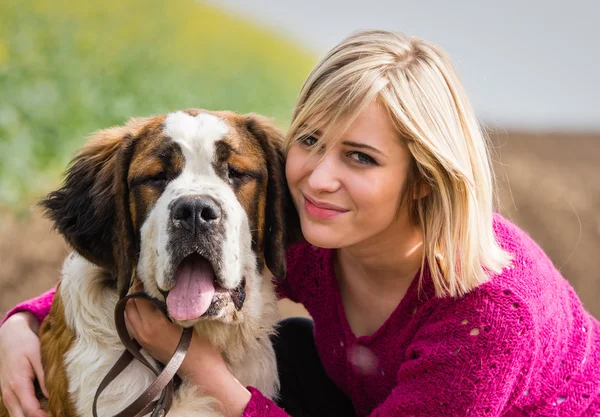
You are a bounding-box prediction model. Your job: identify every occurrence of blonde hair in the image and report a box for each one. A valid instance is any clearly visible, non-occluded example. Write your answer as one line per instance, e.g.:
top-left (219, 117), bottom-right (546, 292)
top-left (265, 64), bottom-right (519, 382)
top-left (287, 30), bottom-right (512, 298)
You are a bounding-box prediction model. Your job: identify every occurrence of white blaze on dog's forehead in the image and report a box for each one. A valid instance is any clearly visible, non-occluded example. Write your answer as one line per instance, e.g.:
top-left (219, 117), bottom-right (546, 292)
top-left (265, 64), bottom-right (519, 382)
top-left (164, 111), bottom-right (228, 171)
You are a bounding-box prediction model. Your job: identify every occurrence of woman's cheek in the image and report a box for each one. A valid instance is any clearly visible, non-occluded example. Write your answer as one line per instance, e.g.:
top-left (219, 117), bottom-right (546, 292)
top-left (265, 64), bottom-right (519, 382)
top-left (354, 178), bottom-right (398, 226)
top-left (285, 147), bottom-right (305, 198)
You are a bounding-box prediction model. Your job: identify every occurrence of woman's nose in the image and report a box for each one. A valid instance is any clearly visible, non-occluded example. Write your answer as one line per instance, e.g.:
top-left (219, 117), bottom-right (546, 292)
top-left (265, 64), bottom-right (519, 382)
top-left (306, 153), bottom-right (341, 193)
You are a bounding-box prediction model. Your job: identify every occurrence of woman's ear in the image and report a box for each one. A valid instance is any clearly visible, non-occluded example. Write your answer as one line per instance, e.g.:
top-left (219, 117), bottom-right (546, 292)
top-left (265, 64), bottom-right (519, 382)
top-left (413, 182), bottom-right (431, 200)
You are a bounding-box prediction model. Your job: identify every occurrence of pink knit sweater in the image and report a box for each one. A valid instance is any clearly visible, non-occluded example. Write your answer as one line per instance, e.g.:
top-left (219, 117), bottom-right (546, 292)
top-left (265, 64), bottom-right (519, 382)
top-left (4, 214), bottom-right (600, 416)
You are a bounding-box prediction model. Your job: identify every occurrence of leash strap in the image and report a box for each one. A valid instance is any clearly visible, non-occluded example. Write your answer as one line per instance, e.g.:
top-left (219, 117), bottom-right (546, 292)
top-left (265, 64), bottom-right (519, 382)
top-left (92, 292), bottom-right (193, 417)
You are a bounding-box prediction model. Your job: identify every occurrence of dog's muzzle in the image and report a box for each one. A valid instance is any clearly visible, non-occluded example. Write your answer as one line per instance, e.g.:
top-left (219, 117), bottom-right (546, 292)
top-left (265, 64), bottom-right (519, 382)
top-left (162, 195), bottom-right (245, 323)
top-left (171, 195), bottom-right (222, 236)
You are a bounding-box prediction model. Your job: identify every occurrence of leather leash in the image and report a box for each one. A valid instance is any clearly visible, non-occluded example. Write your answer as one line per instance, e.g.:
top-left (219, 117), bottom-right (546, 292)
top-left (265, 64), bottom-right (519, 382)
top-left (92, 291), bottom-right (193, 417)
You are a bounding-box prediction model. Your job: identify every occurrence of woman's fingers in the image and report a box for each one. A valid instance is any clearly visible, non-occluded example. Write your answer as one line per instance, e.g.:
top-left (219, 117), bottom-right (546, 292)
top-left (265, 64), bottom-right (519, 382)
top-left (5, 376), bottom-right (47, 417)
top-left (124, 300), bottom-right (141, 340)
top-left (16, 379), bottom-right (47, 417)
top-left (28, 355), bottom-right (48, 399)
top-left (123, 297), bottom-right (183, 364)
top-left (132, 297), bottom-right (162, 319)
top-left (2, 385), bottom-right (26, 417)
top-left (129, 298), bottom-right (164, 344)
top-left (0, 313), bottom-right (48, 417)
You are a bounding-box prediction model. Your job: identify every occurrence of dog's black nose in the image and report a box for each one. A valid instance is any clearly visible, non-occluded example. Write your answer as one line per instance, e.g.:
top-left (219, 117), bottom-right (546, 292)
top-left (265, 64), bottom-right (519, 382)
top-left (171, 196), bottom-right (222, 233)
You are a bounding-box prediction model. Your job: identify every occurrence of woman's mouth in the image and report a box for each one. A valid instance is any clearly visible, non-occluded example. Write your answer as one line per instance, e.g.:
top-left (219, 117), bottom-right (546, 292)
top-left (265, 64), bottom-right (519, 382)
top-left (303, 195), bottom-right (348, 220)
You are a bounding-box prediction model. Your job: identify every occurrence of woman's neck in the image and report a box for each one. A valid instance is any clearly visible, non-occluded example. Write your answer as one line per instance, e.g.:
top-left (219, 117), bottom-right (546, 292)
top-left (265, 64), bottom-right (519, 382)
top-left (334, 216), bottom-right (424, 337)
top-left (336, 216), bottom-right (424, 291)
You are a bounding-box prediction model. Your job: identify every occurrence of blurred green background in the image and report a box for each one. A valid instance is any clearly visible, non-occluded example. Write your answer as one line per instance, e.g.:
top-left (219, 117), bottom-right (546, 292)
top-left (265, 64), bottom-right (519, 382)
top-left (0, 0), bottom-right (315, 207)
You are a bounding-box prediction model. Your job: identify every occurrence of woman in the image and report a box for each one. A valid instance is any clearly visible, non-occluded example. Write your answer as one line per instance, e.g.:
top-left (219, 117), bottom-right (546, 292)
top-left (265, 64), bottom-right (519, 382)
top-left (1, 30), bottom-right (599, 417)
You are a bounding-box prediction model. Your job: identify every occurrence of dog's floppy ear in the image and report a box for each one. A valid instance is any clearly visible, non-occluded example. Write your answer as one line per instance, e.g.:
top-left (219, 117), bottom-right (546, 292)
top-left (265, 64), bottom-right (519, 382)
top-left (245, 114), bottom-right (301, 279)
top-left (40, 124), bottom-right (138, 287)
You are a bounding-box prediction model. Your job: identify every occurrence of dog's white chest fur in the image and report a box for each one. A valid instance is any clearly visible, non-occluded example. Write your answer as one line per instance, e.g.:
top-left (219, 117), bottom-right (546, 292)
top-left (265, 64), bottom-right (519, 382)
top-left (59, 254), bottom-right (278, 417)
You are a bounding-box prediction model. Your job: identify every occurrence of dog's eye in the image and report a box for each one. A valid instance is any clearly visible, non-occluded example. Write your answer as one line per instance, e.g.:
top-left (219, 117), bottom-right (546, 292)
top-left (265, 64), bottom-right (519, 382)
top-left (145, 172), bottom-right (167, 187)
top-left (227, 165), bottom-right (250, 183)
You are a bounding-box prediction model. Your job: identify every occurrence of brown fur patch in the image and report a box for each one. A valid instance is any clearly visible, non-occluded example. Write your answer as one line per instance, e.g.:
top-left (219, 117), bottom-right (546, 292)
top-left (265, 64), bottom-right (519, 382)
top-left (38, 285), bottom-right (78, 416)
top-left (238, 112), bottom-right (298, 277)
top-left (127, 117), bottom-right (184, 231)
top-left (220, 113), bottom-right (272, 267)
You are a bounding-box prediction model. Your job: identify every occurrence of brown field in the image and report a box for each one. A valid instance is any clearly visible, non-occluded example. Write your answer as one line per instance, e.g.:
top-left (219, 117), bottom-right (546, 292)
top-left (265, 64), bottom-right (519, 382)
top-left (1, 132), bottom-right (599, 319)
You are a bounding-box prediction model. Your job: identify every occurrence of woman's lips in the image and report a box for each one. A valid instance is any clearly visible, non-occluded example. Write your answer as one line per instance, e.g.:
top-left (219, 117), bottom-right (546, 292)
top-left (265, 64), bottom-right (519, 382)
top-left (303, 195), bottom-right (348, 220)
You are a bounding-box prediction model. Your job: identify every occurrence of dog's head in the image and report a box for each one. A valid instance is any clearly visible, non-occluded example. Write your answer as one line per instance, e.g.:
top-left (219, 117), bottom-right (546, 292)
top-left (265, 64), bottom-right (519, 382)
top-left (41, 109), bottom-right (298, 326)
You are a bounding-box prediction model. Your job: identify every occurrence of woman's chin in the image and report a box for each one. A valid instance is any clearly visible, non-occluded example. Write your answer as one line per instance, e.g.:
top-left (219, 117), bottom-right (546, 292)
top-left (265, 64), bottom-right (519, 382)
top-left (300, 221), bottom-right (346, 249)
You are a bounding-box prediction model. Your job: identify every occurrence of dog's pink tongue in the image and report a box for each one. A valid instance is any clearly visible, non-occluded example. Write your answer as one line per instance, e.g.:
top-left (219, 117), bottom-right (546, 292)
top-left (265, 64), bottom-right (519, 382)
top-left (167, 256), bottom-right (215, 321)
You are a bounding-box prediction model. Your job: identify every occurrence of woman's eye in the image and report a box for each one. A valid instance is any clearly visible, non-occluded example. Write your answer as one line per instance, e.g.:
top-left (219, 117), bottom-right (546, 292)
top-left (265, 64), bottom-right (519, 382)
top-left (349, 152), bottom-right (377, 165)
top-left (300, 135), bottom-right (318, 147)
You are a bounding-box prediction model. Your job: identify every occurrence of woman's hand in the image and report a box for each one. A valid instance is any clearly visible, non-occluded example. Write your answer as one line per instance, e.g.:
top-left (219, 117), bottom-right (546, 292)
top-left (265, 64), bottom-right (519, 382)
top-left (124, 297), bottom-right (252, 417)
top-left (123, 297), bottom-right (189, 365)
top-left (0, 312), bottom-right (49, 417)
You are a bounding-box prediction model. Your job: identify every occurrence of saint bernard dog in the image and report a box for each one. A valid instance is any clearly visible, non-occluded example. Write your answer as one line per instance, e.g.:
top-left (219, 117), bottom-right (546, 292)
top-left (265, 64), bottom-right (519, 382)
top-left (0, 109), bottom-right (296, 417)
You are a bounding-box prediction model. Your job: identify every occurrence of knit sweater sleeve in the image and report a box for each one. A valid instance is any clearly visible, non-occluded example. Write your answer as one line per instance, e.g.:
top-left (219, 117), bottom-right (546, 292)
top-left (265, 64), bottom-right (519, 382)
top-left (368, 290), bottom-right (535, 417)
top-left (241, 387), bottom-right (291, 417)
top-left (1, 287), bottom-right (56, 326)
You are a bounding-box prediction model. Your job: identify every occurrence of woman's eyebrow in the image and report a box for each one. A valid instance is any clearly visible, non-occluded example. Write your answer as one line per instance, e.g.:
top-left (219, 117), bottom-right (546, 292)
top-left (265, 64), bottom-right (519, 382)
top-left (342, 140), bottom-right (384, 156)
top-left (312, 130), bottom-right (384, 156)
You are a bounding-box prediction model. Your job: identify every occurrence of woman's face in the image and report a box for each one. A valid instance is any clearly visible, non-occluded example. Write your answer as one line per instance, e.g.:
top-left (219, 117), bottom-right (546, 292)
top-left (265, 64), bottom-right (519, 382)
top-left (286, 100), bottom-right (414, 249)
